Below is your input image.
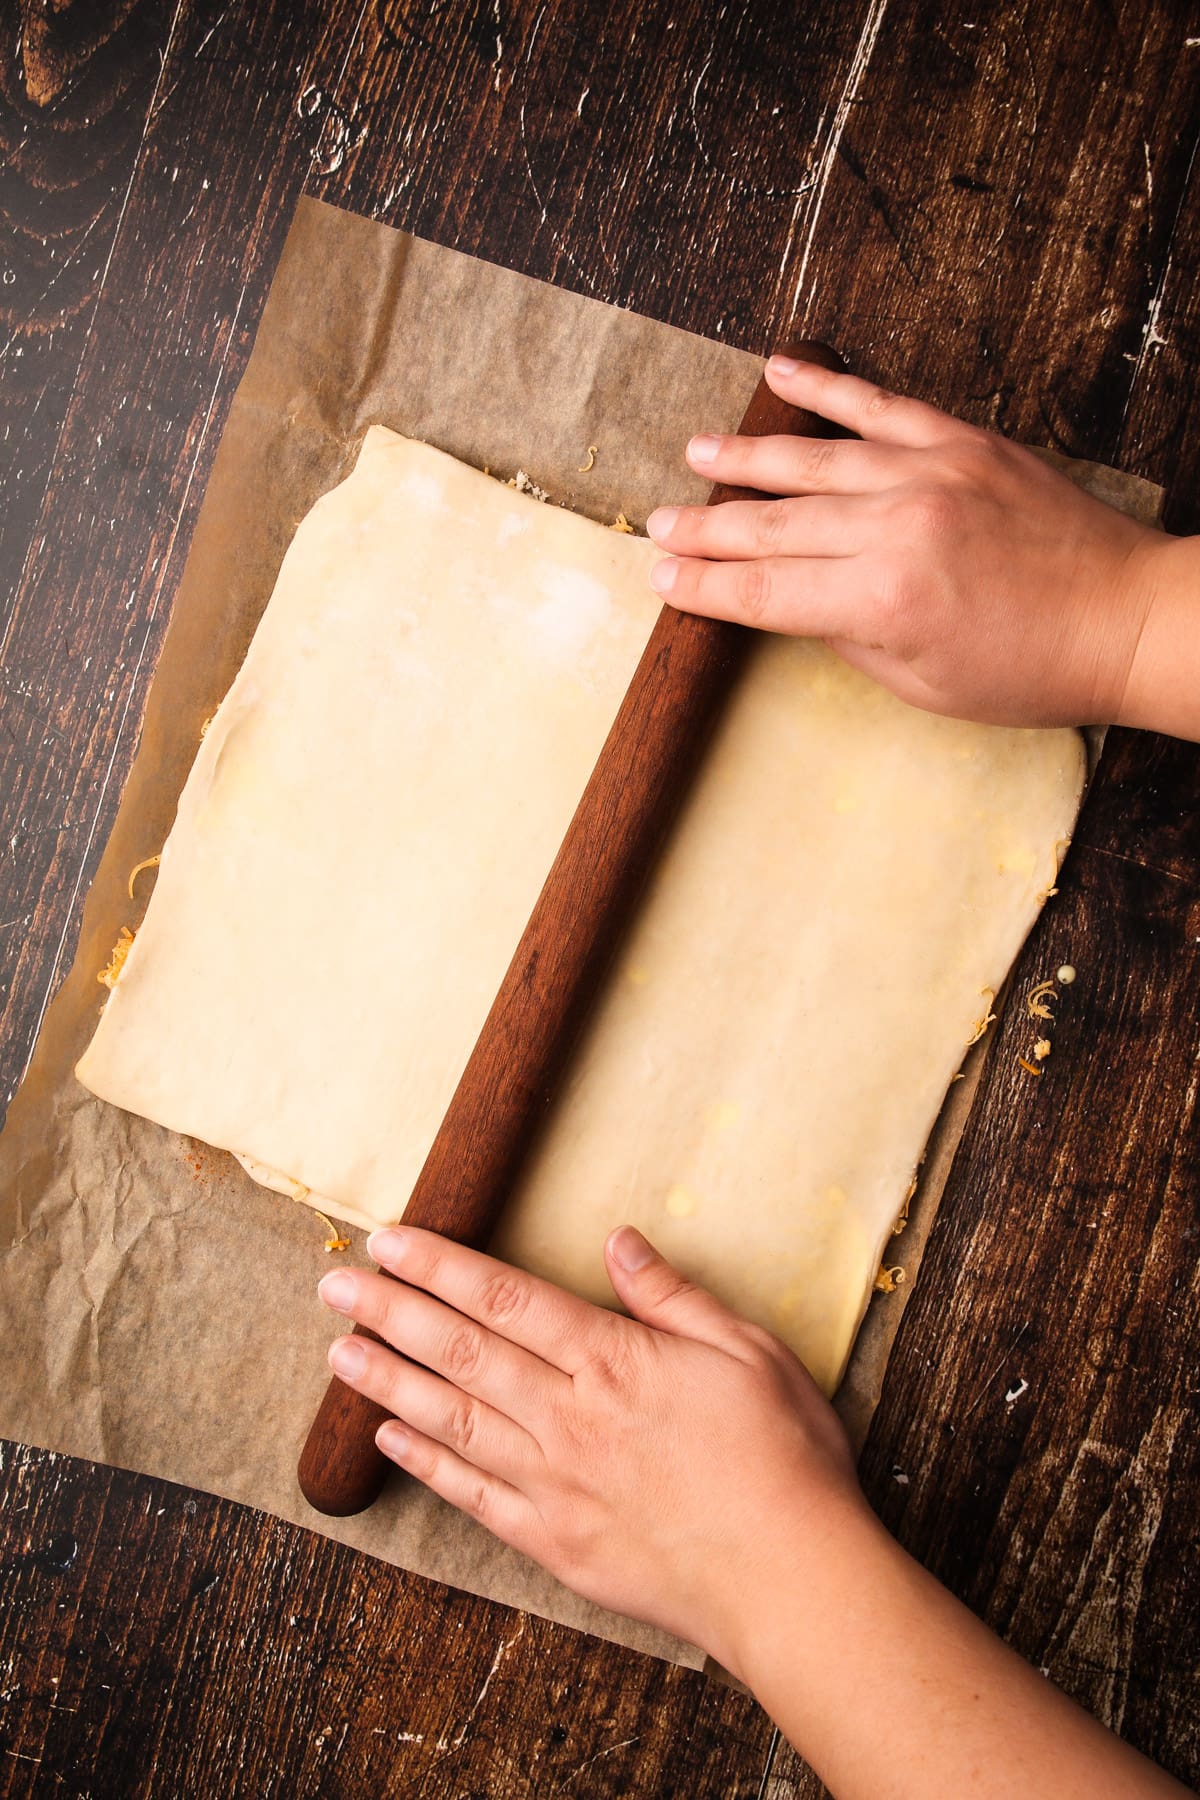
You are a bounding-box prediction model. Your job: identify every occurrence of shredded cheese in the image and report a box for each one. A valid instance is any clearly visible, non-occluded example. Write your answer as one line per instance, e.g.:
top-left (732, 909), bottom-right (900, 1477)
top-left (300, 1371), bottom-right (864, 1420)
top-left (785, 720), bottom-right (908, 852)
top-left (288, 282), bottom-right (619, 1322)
top-left (1018, 1056), bottom-right (1044, 1077)
top-left (284, 1177), bottom-right (350, 1252)
top-left (507, 469), bottom-right (550, 502)
top-left (315, 1210), bottom-right (351, 1253)
top-left (577, 445), bottom-right (598, 473)
top-left (874, 1264), bottom-right (907, 1294)
top-left (892, 1176), bottom-right (917, 1237)
top-left (610, 512), bottom-right (636, 533)
top-left (127, 854), bottom-right (161, 899)
top-left (965, 987), bottom-right (997, 1047)
top-left (97, 926), bottom-right (135, 989)
top-left (1026, 979), bottom-right (1058, 1019)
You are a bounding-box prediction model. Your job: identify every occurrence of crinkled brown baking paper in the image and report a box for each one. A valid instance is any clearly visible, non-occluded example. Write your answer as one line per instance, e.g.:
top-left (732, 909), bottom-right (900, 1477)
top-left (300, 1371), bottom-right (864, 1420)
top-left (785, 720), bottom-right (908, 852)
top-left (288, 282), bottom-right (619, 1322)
top-left (0, 197), bottom-right (1164, 1670)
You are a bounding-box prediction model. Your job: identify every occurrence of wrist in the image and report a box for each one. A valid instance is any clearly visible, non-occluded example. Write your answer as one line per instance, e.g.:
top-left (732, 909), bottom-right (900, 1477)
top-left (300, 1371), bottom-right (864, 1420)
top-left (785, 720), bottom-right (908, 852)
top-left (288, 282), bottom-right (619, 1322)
top-left (706, 1486), bottom-right (893, 1689)
top-left (1113, 531), bottom-right (1200, 740)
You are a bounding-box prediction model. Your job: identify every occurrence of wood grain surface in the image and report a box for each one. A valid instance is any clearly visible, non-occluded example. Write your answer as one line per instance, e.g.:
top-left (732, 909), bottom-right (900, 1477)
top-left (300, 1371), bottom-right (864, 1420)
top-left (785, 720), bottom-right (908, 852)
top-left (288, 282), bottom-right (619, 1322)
top-left (2, 1), bottom-right (1198, 1794)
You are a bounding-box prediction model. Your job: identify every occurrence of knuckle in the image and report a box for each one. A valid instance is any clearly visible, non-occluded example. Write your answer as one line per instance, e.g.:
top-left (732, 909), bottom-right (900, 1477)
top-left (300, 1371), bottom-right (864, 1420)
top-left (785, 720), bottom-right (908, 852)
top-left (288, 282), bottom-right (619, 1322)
top-left (442, 1322), bottom-right (486, 1382)
top-left (753, 498), bottom-right (791, 553)
top-left (936, 438), bottom-right (995, 491)
top-left (738, 1321), bottom-right (785, 1364)
top-left (475, 1271), bottom-right (529, 1332)
top-left (871, 567), bottom-right (920, 646)
top-left (861, 383), bottom-right (900, 420)
top-left (398, 1233), bottom-right (440, 1289)
top-left (444, 1395), bottom-right (480, 1454)
top-left (654, 1272), bottom-right (702, 1312)
top-left (463, 1477), bottom-right (492, 1524)
top-left (581, 1327), bottom-right (634, 1398)
top-left (552, 1400), bottom-right (606, 1465)
top-left (555, 1511), bottom-right (604, 1574)
top-left (901, 484), bottom-right (955, 543)
top-left (734, 559), bottom-right (774, 623)
top-left (800, 437), bottom-right (838, 484)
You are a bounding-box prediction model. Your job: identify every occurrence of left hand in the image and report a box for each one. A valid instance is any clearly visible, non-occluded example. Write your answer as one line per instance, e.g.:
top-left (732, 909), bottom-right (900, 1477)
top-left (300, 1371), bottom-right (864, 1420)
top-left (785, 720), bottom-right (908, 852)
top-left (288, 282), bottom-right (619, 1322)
top-left (316, 1224), bottom-right (870, 1672)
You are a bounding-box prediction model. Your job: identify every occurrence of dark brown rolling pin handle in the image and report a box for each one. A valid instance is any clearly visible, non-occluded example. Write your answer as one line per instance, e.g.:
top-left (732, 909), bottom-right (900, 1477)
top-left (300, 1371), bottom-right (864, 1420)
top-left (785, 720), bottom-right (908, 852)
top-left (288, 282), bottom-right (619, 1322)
top-left (298, 339), bottom-right (847, 1517)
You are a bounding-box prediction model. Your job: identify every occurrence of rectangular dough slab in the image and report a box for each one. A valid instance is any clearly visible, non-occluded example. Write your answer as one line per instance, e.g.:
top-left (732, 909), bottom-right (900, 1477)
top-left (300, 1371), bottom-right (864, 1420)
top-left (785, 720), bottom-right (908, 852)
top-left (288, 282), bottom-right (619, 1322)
top-left (76, 427), bottom-right (1085, 1393)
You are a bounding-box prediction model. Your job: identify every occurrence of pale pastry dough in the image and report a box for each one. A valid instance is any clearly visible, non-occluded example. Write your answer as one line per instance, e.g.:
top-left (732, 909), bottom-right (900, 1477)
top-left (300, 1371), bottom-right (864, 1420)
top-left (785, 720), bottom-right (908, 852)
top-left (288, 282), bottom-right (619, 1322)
top-left (76, 427), bottom-right (1085, 1393)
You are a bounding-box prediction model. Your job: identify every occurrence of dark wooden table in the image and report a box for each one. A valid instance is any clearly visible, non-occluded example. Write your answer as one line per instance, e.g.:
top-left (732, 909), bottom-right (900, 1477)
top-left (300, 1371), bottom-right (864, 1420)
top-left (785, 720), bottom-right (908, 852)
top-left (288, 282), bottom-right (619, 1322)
top-left (2, 3), bottom-right (1198, 1794)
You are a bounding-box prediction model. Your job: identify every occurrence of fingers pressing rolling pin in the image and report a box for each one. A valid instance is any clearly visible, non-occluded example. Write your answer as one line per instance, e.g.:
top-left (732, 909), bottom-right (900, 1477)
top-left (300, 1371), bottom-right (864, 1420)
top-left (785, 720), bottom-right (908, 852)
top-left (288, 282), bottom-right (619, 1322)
top-left (648, 354), bottom-right (1200, 743)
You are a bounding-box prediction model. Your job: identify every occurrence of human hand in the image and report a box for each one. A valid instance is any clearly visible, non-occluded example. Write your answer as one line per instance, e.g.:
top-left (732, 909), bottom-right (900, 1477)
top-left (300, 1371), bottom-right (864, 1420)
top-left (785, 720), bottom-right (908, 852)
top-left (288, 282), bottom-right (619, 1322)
top-left (646, 356), bottom-right (1172, 730)
top-left (316, 1224), bottom-right (871, 1674)
top-left (316, 1230), bottom-right (1188, 1797)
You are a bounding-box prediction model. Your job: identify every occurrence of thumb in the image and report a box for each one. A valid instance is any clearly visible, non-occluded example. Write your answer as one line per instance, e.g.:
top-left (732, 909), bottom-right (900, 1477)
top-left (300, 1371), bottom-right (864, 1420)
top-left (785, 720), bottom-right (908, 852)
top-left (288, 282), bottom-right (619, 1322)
top-left (604, 1225), bottom-right (742, 1349)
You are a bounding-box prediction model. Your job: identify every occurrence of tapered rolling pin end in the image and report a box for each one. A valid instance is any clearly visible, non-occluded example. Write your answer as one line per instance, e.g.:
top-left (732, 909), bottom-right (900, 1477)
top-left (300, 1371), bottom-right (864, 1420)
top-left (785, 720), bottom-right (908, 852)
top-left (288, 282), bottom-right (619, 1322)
top-left (299, 1330), bottom-right (393, 1516)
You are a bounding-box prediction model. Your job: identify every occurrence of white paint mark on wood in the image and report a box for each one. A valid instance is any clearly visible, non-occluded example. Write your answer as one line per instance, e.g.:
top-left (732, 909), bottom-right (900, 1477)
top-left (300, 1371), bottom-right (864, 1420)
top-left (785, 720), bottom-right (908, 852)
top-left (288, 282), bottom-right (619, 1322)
top-left (554, 1733), bottom-right (643, 1793)
top-left (1044, 1406), bottom-right (1180, 1733)
top-left (777, 0), bottom-right (892, 326)
top-left (1122, 125), bottom-right (1200, 426)
top-left (440, 1617), bottom-right (526, 1753)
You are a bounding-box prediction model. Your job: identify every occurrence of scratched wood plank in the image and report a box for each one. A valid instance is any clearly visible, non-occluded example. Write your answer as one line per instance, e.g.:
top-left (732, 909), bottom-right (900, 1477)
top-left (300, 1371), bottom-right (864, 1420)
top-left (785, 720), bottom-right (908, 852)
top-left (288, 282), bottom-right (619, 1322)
top-left (0, 1), bottom-right (172, 620)
top-left (306, 0), bottom-right (863, 338)
top-left (0, 1443), bottom-right (776, 1796)
top-left (776, 2), bottom-right (1200, 474)
top-left (1, 0), bottom-right (1200, 1796)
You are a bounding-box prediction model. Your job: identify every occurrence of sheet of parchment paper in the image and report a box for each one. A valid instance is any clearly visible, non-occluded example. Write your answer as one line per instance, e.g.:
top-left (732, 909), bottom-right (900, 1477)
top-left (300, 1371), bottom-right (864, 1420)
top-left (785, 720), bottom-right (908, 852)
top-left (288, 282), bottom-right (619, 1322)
top-left (0, 197), bottom-right (1164, 1670)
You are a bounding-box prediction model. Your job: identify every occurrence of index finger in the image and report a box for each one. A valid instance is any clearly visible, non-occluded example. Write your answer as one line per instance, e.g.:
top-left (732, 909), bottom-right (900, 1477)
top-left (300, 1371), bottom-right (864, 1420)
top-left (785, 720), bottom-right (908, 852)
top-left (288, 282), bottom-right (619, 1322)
top-left (365, 1225), bottom-right (609, 1375)
top-left (762, 356), bottom-right (974, 449)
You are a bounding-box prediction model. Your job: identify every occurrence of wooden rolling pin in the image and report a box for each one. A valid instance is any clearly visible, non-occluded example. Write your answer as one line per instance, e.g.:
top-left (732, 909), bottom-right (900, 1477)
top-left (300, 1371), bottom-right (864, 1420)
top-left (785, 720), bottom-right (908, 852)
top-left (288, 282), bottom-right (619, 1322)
top-left (299, 341), bottom-right (845, 1516)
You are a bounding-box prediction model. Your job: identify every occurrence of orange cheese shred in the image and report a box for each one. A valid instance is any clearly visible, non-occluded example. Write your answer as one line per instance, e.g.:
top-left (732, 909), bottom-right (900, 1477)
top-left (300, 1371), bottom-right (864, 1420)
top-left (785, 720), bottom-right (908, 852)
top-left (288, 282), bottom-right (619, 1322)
top-left (97, 927), bottom-right (135, 989)
top-left (127, 854), bottom-right (161, 899)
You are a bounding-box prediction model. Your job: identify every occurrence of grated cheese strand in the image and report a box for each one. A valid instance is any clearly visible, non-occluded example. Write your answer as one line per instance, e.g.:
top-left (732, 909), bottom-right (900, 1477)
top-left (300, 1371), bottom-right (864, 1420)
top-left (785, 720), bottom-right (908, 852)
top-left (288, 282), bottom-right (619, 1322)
top-left (127, 854), bottom-right (161, 900)
top-left (873, 1264), bottom-right (907, 1294)
top-left (97, 926), bottom-right (135, 989)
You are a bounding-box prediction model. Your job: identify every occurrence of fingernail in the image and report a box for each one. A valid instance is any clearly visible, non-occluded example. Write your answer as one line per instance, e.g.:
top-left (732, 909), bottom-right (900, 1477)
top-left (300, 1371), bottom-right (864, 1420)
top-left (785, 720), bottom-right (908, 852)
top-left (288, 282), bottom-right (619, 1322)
top-left (318, 1271), bottom-right (357, 1313)
top-left (377, 1421), bottom-right (410, 1457)
top-left (329, 1335), bottom-right (367, 1377)
top-left (649, 558), bottom-right (679, 595)
top-left (767, 354), bottom-right (800, 376)
top-left (687, 434), bottom-right (720, 464)
top-left (646, 506), bottom-right (679, 540)
top-left (610, 1226), bottom-right (655, 1272)
top-left (366, 1227), bottom-right (406, 1265)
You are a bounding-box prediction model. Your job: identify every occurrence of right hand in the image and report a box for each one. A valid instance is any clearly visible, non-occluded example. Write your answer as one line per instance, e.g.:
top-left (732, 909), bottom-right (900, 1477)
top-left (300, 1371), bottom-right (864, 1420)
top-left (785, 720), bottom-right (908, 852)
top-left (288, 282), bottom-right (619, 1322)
top-left (647, 356), bottom-right (1173, 731)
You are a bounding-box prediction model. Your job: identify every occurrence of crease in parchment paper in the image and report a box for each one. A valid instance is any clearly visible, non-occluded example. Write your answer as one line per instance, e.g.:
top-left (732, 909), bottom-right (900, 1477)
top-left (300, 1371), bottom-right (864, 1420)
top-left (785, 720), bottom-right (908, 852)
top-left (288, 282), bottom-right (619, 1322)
top-left (0, 197), bottom-right (1164, 1670)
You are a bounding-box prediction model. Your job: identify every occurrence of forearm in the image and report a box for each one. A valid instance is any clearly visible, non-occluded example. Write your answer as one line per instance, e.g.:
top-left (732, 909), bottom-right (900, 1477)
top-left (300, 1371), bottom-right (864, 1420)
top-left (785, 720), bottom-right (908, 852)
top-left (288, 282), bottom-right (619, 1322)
top-left (728, 1509), bottom-right (1186, 1799)
top-left (1118, 534), bottom-right (1200, 742)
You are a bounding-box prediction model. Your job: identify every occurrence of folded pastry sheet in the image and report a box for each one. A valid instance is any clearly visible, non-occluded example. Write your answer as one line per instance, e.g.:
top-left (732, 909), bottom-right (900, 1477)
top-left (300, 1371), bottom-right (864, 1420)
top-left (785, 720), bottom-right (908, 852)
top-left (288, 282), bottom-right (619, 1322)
top-left (76, 426), bottom-right (1085, 1392)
